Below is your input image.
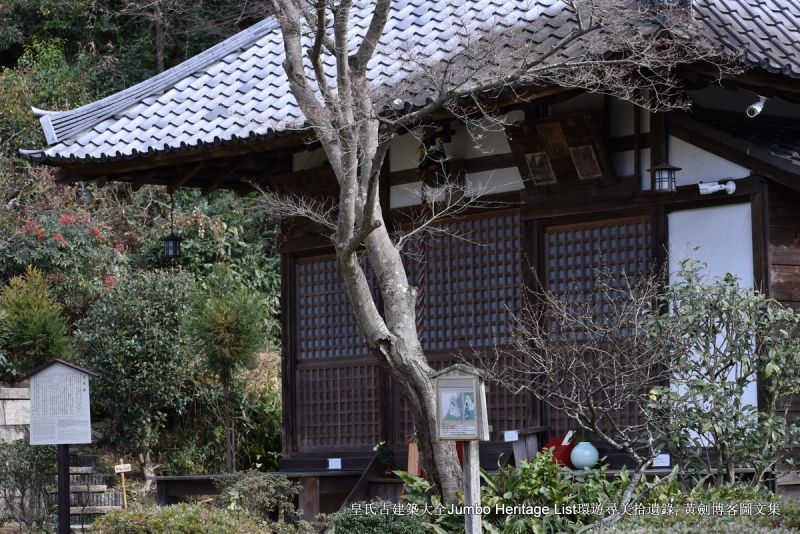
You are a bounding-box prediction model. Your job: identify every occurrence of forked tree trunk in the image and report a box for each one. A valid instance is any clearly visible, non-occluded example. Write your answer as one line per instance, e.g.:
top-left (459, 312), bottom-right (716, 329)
top-left (337, 218), bottom-right (464, 502)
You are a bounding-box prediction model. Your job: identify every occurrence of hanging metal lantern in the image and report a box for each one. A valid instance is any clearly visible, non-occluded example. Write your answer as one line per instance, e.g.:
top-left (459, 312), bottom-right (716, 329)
top-left (647, 161), bottom-right (681, 193)
top-left (163, 193), bottom-right (182, 258)
top-left (163, 233), bottom-right (182, 258)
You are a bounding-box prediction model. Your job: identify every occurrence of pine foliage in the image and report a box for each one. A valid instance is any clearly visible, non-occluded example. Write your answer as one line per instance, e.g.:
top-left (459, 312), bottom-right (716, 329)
top-left (0, 265), bottom-right (70, 372)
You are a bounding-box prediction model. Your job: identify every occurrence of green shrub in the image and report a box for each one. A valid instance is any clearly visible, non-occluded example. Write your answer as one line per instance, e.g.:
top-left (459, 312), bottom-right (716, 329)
top-left (214, 470), bottom-right (301, 523)
top-left (74, 270), bottom-right (195, 454)
top-left (92, 503), bottom-right (263, 534)
top-left (599, 514), bottom-right (793, 534)
top-left (331, 506), bottom-right (426, 534)
top-left (0, 213), bottom-right (127, 321)
top-left (0, 265), bottom-right (70, 373)
top-left (0, 440), bottom-right (56, 534)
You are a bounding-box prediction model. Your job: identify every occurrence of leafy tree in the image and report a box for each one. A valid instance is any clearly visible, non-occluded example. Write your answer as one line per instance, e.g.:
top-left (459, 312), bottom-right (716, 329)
top-left (0, 265), bottom-right (70, 373)
top-left (74, 270), bottom-right (195, 492)
top-left (186, 265), bottom-right (265, 472)
top-left (647, 259), bottom-right (800, 488)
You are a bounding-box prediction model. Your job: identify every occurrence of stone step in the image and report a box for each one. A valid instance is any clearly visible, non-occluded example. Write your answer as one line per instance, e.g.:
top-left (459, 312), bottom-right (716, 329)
top-left (70, 513), bottom-right (105, 526)
top-left (69, 506), bottom-right (117, 515)
top-left (49, 485), bottom-right (108, 494)
top-left (69, 467), bottom-right (97, 474)
top-left (70, 455), bottom-right (99, 468)
top-left (69, 492), bottom-right (123, 507)
top-left (66, 474), bottom-right (115, 487)
top-left (53, 492), bottom-right (123, 508)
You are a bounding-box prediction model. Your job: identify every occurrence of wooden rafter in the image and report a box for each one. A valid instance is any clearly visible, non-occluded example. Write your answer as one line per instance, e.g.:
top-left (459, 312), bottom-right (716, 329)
top-left (169, 163), bottom-right (205, 194)
top-left (201, 156), bottom-right (253, 196)
top-left (131, 170), bottom-right (156, 192)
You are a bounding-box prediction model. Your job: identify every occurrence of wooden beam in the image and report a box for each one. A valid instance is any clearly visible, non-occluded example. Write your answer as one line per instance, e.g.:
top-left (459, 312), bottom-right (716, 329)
top-left (169, 163), bottom-right (205, 194)
top-left (131, 170), bottom-right (156, 192)
top-left (390, 152), bottom-right (517, 186)
top-left (649, 112), bottom-right (663, 190)
top-left (681, 63), bottom-right (800, 95)
top-left (666, 121), bottom-right (800, 193)
top-left (520, 176), bottom-right (758, 220)
top-left (95, 176), bottom-right (108, 188)
top-left (201, 156), bottom-right (252, 196)
top-left (633, 101), bottom-right (642, 189)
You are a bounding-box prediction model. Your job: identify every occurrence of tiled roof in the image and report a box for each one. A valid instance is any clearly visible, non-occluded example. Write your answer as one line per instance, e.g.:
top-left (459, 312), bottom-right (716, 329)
top-left (20, 0), bottom-right (800, 165)
top-left (694, 0), bottom-right (800, 77)
top-left (685, 109), bottom-right (800, 171)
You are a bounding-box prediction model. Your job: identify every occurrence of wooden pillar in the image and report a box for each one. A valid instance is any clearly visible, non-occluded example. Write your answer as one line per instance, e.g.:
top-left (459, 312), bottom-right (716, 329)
top-left (649, 112), bottom-right (664, 191)
top-left (463, 441), bottom-right (481, 534)
top-left (299, 477), bottom-right (320, 522)
top-left (57, 444), bottom-right (70, 534)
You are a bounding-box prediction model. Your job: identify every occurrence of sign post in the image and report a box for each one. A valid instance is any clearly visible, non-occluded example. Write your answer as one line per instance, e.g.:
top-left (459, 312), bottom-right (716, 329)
top-left (19, 360), bottom-right (98, 534)
top-left (432, 364), bottom-right (489, 534)
top-left (115, 460), bottom-right (131, 509)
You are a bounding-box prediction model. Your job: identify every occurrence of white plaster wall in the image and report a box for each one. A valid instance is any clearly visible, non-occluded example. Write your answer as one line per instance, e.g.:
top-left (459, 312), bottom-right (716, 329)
top-left (465, 167), bottom-right (523, 196)
top-left (670, 136), bottom-right (750, 185)
top-left (639, 137), bottom-right (749, 190)
top-left (668, 203), bottom-right (757, 408)
top-left (390, 183), bottom-right (422, 208)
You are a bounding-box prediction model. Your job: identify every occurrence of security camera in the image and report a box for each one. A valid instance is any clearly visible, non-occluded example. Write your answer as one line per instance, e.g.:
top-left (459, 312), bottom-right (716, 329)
top-left (746, 96), bottom-right (767, 118)
top-left (698, 181), bottom-right (736, 195)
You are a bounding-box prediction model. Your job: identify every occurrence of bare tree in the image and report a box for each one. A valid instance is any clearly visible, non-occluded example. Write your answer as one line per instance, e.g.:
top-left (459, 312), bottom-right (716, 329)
top-left (481, 264), bottom-right (688, 527)
top-left (261, 0), bottom-right (738, 501)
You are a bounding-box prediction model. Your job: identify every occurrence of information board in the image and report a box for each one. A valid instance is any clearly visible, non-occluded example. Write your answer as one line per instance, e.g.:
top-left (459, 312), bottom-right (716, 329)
top-left (437, 375), bottom-right (480, 440)
top-left (30, 361), bottom-right (92, 445)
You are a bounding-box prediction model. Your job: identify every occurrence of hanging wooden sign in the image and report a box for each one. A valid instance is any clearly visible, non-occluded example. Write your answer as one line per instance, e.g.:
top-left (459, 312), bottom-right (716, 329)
top-left (433, 364), bottom-right (489, 441)
top-left (505, 111), bottom-right (617, 192)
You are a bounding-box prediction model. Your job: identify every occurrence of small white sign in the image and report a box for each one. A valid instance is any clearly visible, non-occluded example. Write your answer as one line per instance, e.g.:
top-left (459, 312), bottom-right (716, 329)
top-left (562, 430), bottom-right (574, 446)
top-left (503, 430), bottom-right (519, 442)
top-left (328, 458), bottom-right (342, 470)
top-left (653, 453), bottom-right (671, 467)
top-left (30, 362), bottom-right (92, 445)
top-left (115, 464), bottom-right (132, 473)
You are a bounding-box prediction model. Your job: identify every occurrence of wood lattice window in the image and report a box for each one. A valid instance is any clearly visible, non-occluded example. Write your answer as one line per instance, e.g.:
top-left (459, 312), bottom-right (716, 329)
top-left (295, 256), bottom-right (378, 359)
top-left (296, 363), bottom-right (381, 451)
top-left (543, 215), bottom-right (652, 437)
top-left (420, 213), bottom-right (522, 351)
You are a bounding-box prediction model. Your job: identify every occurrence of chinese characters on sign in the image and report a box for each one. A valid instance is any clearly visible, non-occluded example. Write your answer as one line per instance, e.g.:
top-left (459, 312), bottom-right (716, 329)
top-left (30, 362), bottom-right (92, 445)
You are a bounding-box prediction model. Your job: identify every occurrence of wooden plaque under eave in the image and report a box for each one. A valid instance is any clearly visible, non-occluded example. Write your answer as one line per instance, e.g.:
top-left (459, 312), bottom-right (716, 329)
top-left (505, 111), bottom-right (617, 192)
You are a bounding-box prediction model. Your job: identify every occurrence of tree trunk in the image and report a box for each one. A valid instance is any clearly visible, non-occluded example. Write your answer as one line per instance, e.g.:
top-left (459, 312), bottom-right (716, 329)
top-left (138, 451), bottom-right (156, 495)
top-left (336, 220), bottom-right (463, 503)
top-left (223, 386), bottom-right (235, 473)
top-left (154, 11), bottom-right (165, 73)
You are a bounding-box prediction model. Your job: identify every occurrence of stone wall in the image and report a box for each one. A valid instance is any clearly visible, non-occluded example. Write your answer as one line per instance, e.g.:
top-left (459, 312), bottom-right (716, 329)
top-left (0, 385), bottom-right (30, 442)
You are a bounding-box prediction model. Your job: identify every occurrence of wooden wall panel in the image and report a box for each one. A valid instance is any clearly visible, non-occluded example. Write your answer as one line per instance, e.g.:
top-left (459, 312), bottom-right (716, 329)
top-left (296, 362), bottom-right (381, 452)
top-left (768, 183), bottom-right (800, 421)
top-left (542, 215), bottom-right (652, 438)
top-left (295, 256), bottom-right (379, 359)
top-left (419, 213), bottom-right (522, 351)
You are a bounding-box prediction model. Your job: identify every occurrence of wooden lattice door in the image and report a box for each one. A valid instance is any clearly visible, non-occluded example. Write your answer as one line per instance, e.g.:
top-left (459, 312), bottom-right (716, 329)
top-left (542, 215), bottom-right (653, 438)
top-left (293, 255), bottom-right (382, 452)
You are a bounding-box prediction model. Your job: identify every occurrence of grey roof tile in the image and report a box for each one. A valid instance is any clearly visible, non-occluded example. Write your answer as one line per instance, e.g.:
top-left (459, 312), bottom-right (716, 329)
top-left (20, 0), bottom-right (800, 165)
